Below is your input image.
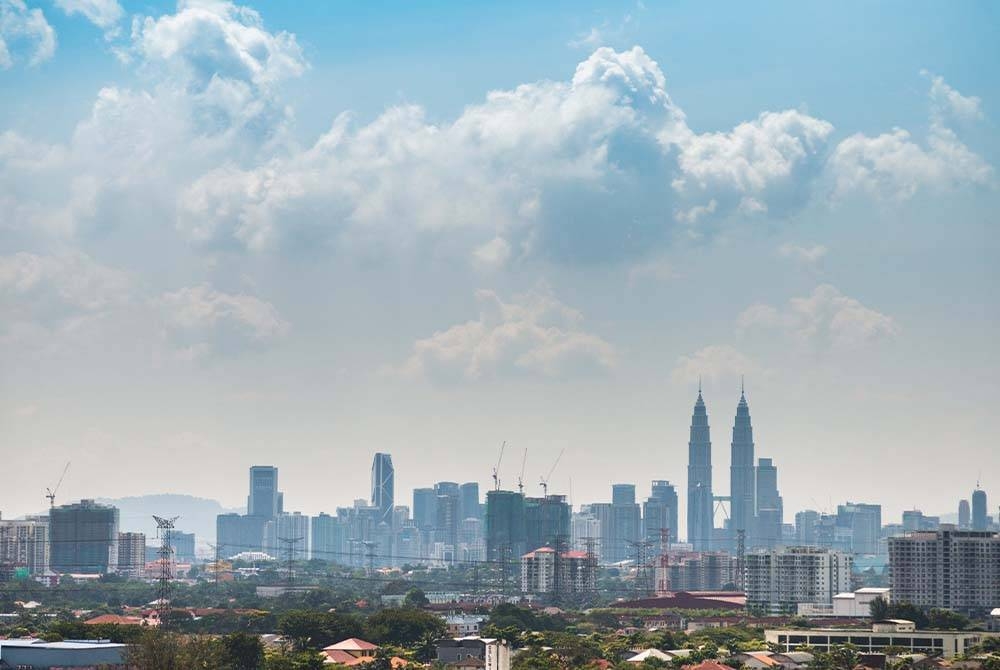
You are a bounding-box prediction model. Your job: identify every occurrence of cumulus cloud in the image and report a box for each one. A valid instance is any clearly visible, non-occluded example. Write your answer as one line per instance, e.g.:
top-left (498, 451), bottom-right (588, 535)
top-left (777, 242), bottom-right (827, 265)
top-left (673, 110), bottom-right (834, 221)
top-left (54, 0), bottom-right (122, 34)
top-left (738, 284), bottom-right (898, 350)
top-left (671, 345), bottom-right (763, 385)
top-left (830, 74), bottom-right (992, 201)
top-left (0, 0), bottom-right (56, 68)
top-left (156, 284), bottom-right (289, 360)
top-left (392, 285), bottom-right (617, 383)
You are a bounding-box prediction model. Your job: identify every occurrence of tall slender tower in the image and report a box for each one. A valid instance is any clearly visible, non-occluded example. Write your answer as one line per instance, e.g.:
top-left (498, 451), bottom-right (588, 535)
top-left (687, 385), bottom-right (714, 550)
top-left (371, 453), bottom-right (395, 527)
top-left (730, 381), bottom-right (756, 549)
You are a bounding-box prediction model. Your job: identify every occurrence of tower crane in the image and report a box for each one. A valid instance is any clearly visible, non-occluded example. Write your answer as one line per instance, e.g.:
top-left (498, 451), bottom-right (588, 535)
top-left (517, 448), bottom-right (528, 495)
top-left (539, 448), bottom-right (564, 497)
top-left (45, 461), bottom-right (71, 508)
top-left (492, 441), bottom-right (506, 491)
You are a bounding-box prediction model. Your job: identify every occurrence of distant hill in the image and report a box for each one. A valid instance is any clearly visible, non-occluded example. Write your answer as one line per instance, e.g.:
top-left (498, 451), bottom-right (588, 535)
top-left (96, 494), bottom-right (243, 553)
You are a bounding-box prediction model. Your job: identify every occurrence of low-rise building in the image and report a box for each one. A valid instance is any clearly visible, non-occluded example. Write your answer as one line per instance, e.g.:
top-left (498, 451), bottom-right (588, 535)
top-left (0, 638), bottom-right (127, 668)
top-left (436, 637), bottom-right (511, 670)
top-left (765, 620), bottom-right (988, 659)
top-left (797, 586), bottom-right (891, 617)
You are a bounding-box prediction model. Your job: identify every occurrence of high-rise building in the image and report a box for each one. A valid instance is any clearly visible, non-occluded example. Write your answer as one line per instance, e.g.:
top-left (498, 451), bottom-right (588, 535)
top-left (524, 495), bottom-right (571, 552)
top-left (836, 503), bottom-right (882, 555)
top-left (0, 518), bottom-right (49, 576)
top-left (730, 386), bottom-right (756, 548)
top-left (644, 480), bottom-right (678, 545)
top-left (520, 546), bottom-right (596, 596)
top-left (216, 513), bottom-right (268, 559)
top-left (371, 453), bottom-right (395, 527)
top-left (902, 509), bottom-right (939, 532)
top-left (687, 388), bottom-right (714, 551)
top-left (171, 531), bottom-right (196, 563)
top-left (958, 499), bottom-right (971, 529)
top-left (248, 466), bottom-right (281, 518)
top-left (595, 485), bottom-right (642, 563)
top-left (311, 512), bottom-right (347, 562)
top-left (889, 527), bottom-right (1000, 612)
top-left (663, 551), bottom-right (738, 591)
top-left (485, 490), bottom-right (526, 563)
top-left (50, 500), bottom-right (119, 574)
top-left (612, 484), bottom-right (636, 506)
top-left (795, 510), bottom-right (819, 545)
top-left (745, 546), bottom-right (853, 613)
top-left (117, 532), bottom-right (146, 580)
top-left (571, 510), bottom-right (601, 553)
top-left (267, 512), bottom-right (310, 561)
top-left (413, 488), bottom-right (437, 530)
top-left (460, 482), bottom-right (480, 521)
top-left (755, 459), bottom-right (782, 549)
top-left (972, 488), bottom-right (988, 531)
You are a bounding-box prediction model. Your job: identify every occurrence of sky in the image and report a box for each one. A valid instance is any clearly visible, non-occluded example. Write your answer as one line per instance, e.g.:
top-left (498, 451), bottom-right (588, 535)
top-left (1, 0), bottom-right (998, 535)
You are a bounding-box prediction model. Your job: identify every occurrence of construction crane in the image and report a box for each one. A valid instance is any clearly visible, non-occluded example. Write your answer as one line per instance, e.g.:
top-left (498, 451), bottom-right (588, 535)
top-left (539, 448), bottom-right (564, 497)
top-left (517, 448), bottom-right (528, 495)
top-left (492, 441), bottom-right (506, 491)
top-left (45, 461), bottom-right (71, 508)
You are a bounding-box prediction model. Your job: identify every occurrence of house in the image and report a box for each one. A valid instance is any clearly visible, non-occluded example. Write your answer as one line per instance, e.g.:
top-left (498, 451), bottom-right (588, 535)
top-left (436, 637), bottom-right (511, 670)
top-left (84, 613), bottom-right (148, 626)
top-left (732, 651), bottom-right (781, 668)
top-left (626, 648), bottom-right (673, 663)
top-left (444, 614), bottom-right (486, 637)
top-left (683, 662), bottom-right (737, 670)
top-left (771, 651), bottom-right (814, 668)
top-left (322, 637), bottom-right (379, 665)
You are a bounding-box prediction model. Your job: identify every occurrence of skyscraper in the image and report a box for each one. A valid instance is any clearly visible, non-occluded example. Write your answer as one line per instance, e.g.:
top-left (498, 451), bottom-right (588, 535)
top-left (248, 466), bottom-right (281, 518)
top-left (755, 458), bottom-right (782, 548)
top-left (730, 384), bottom-right (756, 548)
top-left (836, 502), bottom-right (882, 555)
top-left (371, 453), bottom-right (395, 526)
top-left (958, 499), bottom-right (971, 529)
top-left (687, 387), bottom-right (714, 550)
top-left (485, 490), bottom-right (526, 562)
top-left (412, 488), bottom-right (437, 530)
top-left (972, 488), bottom-right (988, 531)
top-left (644, 480), bottom-right (678, 545)
top-left (50, 500), bottom-right (119, 574)
top-left (460, 482), bottom-right (480, 521)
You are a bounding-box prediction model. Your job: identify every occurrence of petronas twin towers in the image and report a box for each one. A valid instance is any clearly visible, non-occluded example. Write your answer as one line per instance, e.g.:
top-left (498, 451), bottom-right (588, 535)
top-left (686, 382), bottom-right (777, 551)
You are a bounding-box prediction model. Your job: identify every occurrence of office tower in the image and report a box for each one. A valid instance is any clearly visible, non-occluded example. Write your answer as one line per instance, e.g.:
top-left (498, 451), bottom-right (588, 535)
top-left (612, 484), bottom-right (636, 506)
top-left (117, 532), bottom-right (146, 580)
top-left (836, 502), bottom-right (882, 555)
top-left (902, 509), bottom-right (939, 532)
top-left (267, 512), bottom-right (309, 561)
top-left (216, 512), bottom-right (268, 559)
top-left (460, 482), bottom-right (480, 521)
top-left (485, 490), bottom-right (526, 562)
top-left (755, 459), bottom-right (782, 549)
top-left (958, 499), bottom-right (971, 529)
top-left (687, 387), bottom-right (714, 550)
top-left (644, 480), bottom-right (679, 545)
top-left (598, 485), bottom-right (641, 563)
top-left (524, 495), bottom-right (571, 552)
top-left (795, 510), bottom-right (819, 545)
top-left (745, 546), bottom-right (853, 613)
top-left (371, 453), bottom-right (395, 526)
top-left (50, 500), bottom-right (119, 574)
top-left (972, 488), bottom-right (988, 531)
top-left (413, 488), bottom-right (437, 530)
top-left (889, 527), bottom-right (1000, 612)
top-left (0, 518), bottom-right (49, 575)
top-left (435, 481), bottom-right (461, 497)
top-left (435, 494), bottom-right (460, 553)
top-left (248, 466), bottom-right (281, 518)
top-left (311, 512), bottom-right (345, 562)
top-left (730, 385), bottom-right (756, 548)
top-left (171, 531), bottom-right (196, 563)
top-left (571, 510), bottom-right (601, 553)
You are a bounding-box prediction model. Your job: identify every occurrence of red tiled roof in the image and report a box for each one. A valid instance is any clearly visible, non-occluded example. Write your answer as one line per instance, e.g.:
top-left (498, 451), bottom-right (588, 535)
top-left (684, 662), bottom-right (737, 670)
top-left (84, 614), bottom-right (145, 625)
top-left (325, 637), bottom-right (379, 651)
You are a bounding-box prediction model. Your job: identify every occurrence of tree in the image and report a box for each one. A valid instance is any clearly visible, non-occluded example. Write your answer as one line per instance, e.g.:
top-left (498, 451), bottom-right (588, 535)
top-left (403, 588), bottom-right (430, 608)
top-left (222, 631), bottom-right (265, 670)
top-left (869, 595), bottom-right (890, 620)
top-left (364, 607), bottom-right (446, 647)
top-left (277, 610), bottom-right (364, 650)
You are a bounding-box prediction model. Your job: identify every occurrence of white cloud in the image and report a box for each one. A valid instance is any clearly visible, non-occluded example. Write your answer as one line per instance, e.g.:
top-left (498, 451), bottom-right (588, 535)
top-left (922, 70), bottom-right (983, 122)
top-left (54, 0), bottom-right (122, 33)
top-left (830, 73), bottom-right (992, 201)
top-left (473, 236), bottom-right (513, 271)
top-left (0, 0), bottom-right (55, 68)
top-left (673, 110), bottom-right (834, 220)
top-left (393, 285), bottom-right (617, 382)
top-left (778, 242), bottom-right (827, 265)
top-left (671, 345), bottom-right (763, 385)
top-left (738, 284), bottom-right (898, 349)
top-left (156, 284), bottom-right (289, 360)
top-left (568, 26), bottom-right (604, 49)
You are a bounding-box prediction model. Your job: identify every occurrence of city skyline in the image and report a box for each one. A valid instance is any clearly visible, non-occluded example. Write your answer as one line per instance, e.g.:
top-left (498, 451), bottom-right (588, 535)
top-left (1, 2), bottom-right (998, 526)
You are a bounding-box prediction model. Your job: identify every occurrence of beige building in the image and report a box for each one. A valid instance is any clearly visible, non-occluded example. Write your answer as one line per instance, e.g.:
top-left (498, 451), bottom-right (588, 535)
top-left (766, 620), bottom-right (989, 659)
top-left (745, 546), bottom-right (852, 613)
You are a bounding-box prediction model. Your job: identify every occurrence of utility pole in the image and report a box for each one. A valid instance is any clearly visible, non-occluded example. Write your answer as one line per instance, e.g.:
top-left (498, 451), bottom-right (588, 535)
top-left (153, 515), bottom-right (179, 628)
top-left (207, 542), bottom-right (221, 589)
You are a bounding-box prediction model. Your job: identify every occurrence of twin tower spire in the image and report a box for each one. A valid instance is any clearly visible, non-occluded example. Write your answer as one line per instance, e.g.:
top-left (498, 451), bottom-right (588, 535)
top-left (686, 381), bottom-right (756, 551)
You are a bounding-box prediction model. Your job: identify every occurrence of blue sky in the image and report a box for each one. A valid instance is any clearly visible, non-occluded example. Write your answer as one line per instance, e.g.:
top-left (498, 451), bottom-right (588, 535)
top-left (1, 0), bottom-right (998, 531)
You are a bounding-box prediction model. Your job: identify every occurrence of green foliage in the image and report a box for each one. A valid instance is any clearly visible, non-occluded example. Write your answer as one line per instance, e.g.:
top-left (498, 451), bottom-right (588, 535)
top-left (221, 631), bottom-right (265, 670)
top-left (402, 587), bottom-right (430, 608)
top-left (364, 607), bottom-right (446, 646)
top-left (277, 609), bottom-right (364, 650)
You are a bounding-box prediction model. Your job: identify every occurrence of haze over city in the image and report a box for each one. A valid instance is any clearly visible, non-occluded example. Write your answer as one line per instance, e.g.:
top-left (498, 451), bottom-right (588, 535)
top-left (2, 1), bottom-right (998, 527)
